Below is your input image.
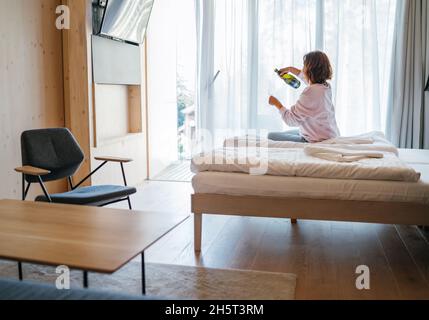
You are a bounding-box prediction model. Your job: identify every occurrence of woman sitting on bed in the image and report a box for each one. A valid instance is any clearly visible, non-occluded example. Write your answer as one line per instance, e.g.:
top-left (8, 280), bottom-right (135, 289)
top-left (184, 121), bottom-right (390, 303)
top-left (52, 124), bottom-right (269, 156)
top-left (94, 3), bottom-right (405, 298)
top-left (268, 51), bottom-right (340, 143)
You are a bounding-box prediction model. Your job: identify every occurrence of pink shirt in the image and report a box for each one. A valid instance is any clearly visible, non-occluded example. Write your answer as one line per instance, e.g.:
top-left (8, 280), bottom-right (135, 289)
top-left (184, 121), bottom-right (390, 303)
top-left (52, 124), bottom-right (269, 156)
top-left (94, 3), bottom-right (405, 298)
top-left (280, 75), bottom-right (340, 143)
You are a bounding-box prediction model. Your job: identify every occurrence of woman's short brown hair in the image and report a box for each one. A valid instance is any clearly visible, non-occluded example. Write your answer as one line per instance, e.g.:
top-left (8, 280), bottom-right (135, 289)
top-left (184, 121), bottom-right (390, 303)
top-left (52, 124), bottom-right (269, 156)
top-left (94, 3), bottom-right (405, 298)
top-left (303, 51), bottom-right (333, 84)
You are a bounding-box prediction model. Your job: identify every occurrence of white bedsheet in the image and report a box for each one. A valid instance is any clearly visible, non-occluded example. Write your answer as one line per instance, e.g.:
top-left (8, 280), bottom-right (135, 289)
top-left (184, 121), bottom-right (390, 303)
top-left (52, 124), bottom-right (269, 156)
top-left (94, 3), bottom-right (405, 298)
top-left (224, 131), bottom-right (399, 154)
top-left (192, 150), bottom-right (429, 205)
top-left (192, 132), bottom-right (421, 182)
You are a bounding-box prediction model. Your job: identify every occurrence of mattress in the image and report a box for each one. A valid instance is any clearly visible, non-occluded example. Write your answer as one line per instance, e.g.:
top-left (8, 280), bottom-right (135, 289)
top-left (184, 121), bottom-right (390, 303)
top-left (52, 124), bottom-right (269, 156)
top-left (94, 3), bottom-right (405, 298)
top-left (192, 149), bottom-right (429, 205)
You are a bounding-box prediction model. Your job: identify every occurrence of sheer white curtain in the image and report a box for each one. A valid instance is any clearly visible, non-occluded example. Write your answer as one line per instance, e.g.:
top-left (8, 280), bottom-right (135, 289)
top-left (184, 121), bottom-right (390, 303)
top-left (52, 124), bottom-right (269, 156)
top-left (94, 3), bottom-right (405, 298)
top-left (324, 0), bottom-right (397, 135)
top-left (195, 0), bottom-right (397, 141)
top-left (257, 0), bottom-right (318, 132)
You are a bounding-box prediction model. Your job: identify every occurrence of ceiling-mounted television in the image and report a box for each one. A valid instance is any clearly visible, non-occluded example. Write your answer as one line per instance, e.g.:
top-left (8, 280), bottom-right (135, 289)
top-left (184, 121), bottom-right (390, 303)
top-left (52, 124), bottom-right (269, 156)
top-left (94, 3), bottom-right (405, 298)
top-left (97, 0), bottom-right (154, 45)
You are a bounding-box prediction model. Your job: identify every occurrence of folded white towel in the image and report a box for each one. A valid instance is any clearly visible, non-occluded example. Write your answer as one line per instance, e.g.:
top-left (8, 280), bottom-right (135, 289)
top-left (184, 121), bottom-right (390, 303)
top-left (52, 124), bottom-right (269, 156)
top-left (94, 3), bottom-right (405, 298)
top-left (304, 146), bottom-right (384, 162)
top-left (321, 137), bottom-right (374, 145)
top-left (321, 131), bottom-right (384, 144)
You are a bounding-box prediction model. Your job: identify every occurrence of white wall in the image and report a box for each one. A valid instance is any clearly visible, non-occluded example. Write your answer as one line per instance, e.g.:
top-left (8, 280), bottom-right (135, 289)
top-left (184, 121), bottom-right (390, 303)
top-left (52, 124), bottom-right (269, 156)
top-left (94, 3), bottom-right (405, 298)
top-left (95, 85), bottom-right (129, 140)
top-left (90, 48), bottom-right (148, 187)
top-left (146, 0), bottom-right (179, 178)
top-left (91, 133), bottom-right (147, 187)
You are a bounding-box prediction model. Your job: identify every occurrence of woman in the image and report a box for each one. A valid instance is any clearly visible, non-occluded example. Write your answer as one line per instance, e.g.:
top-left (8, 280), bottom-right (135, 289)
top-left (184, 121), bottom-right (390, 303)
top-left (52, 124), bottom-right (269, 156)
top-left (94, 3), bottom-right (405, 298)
top-left (268, 51), bottom-right (340, 143)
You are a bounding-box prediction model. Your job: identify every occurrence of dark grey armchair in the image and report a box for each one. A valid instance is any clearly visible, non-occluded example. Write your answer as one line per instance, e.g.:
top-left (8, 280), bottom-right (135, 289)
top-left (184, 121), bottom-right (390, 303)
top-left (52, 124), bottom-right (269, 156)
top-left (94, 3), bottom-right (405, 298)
top-left (13, 128), bottom-right (138, 283)
top-left (14, 128), bottom-right (137, 208)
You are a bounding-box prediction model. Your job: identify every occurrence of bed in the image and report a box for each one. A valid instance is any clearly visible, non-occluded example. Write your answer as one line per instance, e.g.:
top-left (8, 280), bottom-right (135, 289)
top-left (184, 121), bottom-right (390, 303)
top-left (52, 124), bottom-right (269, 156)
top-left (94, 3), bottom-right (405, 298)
top-left (191, 148), bottom-right (429, 252)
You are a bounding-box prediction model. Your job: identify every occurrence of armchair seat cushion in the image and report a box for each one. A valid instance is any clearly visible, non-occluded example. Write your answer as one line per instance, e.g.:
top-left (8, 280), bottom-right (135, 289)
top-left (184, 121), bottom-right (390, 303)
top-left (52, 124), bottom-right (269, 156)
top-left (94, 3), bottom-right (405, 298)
top-left (35, 185), bottom-right (137, 206)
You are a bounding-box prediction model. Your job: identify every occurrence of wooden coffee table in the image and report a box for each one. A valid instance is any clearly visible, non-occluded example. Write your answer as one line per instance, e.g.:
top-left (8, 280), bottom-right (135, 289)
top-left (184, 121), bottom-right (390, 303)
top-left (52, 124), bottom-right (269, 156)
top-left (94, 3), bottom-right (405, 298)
top-left (0, 199), bottom-right (188, 295)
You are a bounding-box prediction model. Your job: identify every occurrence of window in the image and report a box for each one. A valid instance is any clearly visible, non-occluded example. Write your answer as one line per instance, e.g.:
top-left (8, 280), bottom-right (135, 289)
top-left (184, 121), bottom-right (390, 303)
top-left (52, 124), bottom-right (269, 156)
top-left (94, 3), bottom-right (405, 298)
top-left (197, 0), bottom-right (398, 137)
top-left (176, 0), bottom-right (197, 159)
top-left (146, 0), bottom-right (196, 180)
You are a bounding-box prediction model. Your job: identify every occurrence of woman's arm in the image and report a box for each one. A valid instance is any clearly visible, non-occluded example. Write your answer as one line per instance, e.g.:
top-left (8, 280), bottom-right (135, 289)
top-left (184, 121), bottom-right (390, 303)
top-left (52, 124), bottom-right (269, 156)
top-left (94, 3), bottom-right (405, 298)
top-left (268, 96), bottom-right (284, 110)
top-left (269, 96), bottom-right (302, 127)
top-left (281, 104), bottom-right (307, 127)
top-left (269, 89), bottom-right (314, 127)
top-left (278, 66), bottom-right (301, 77)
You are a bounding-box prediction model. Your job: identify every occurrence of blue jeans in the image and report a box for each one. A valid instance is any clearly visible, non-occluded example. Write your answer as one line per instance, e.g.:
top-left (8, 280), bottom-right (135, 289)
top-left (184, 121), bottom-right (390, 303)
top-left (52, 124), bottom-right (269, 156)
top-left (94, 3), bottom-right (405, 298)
top-left (268, 129), bottom-right (308, 143)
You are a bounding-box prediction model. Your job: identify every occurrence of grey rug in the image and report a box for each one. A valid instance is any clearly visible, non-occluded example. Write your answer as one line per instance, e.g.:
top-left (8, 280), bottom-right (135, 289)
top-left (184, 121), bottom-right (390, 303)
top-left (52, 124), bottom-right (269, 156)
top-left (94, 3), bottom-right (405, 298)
top-left (0, 260), bottom-right (296, 300)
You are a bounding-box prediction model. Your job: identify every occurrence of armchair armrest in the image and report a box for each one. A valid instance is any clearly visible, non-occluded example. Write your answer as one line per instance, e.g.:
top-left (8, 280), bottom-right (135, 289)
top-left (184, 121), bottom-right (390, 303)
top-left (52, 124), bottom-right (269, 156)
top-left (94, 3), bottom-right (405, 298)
top-left (15, 166), bottom-right (50, 176)
top-left (94, 156), bottom-right (133, 163)
top-left (71, 156), bottom-right (132, 190)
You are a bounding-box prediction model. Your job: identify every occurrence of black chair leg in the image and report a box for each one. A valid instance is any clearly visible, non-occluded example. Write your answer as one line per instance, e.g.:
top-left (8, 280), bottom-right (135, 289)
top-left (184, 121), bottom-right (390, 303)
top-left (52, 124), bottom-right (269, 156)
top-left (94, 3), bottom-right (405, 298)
top-left (141, 252), bottom-right (146, 295)
top-left (120, 163), bottom-right (133, 210)
top-left (83, 271), bottom-right (88, 288)
top-left (18, 262), bottom-right (23, 281)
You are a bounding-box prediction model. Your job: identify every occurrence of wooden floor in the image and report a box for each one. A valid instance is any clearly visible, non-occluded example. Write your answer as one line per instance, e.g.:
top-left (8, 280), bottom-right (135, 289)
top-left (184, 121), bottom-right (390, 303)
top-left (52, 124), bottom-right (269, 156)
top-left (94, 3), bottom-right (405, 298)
top-left (121, 181), bottom-right (429, 300)
top-left (151, 161), bottom-right (194, 182)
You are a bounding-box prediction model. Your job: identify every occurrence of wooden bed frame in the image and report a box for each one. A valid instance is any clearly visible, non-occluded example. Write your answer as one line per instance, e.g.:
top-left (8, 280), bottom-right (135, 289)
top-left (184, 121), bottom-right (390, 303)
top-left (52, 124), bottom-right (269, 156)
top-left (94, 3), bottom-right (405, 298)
top-left (192, 193), bottom-right (429, 252)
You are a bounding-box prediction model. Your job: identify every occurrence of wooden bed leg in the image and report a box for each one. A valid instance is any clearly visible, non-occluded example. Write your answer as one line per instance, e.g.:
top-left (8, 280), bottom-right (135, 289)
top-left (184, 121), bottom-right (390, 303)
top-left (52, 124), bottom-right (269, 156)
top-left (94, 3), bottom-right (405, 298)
top-left (194, 213), bottom-right (202, 252)
top-left (291, 219), bottom-right (297, 224)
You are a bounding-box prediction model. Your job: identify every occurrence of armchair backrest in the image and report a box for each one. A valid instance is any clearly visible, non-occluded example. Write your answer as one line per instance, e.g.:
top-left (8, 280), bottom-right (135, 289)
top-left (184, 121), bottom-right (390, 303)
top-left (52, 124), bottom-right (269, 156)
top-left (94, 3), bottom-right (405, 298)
top-left (21, 128), bottom-right (84, 183)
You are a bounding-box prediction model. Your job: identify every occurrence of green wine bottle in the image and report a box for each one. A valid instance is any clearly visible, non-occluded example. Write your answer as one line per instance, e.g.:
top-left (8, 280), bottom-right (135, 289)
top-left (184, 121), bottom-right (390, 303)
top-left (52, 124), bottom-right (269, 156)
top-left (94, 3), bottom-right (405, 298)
top-left (275, 69), bottom-right (301, 89)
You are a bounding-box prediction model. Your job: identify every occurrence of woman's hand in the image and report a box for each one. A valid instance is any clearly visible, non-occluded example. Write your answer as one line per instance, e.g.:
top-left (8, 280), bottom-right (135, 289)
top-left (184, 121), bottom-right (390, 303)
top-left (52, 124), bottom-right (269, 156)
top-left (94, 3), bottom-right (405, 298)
top-left (269, 96), bottom-right (284, 110)
top-left (279, 66), bottom-right (301, 77)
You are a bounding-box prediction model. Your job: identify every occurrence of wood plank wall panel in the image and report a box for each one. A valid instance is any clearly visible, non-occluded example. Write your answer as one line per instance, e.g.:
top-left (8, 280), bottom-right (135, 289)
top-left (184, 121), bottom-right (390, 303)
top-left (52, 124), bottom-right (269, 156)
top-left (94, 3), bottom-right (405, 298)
top-left (128, 85), bottom-right (143, 134)
top-left (62, 0), bottom-right (92, 186)
top-left (0, 0), bottom-right (67, 199)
